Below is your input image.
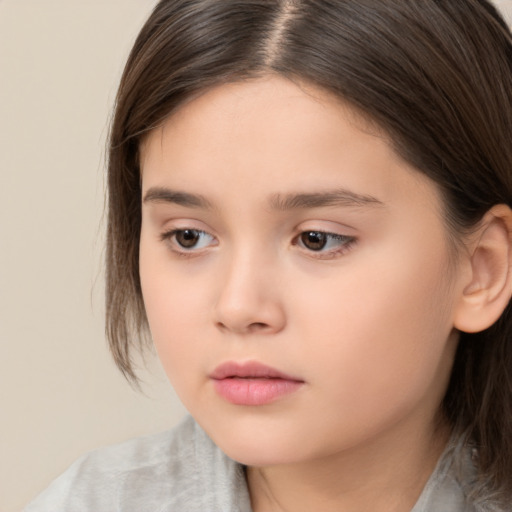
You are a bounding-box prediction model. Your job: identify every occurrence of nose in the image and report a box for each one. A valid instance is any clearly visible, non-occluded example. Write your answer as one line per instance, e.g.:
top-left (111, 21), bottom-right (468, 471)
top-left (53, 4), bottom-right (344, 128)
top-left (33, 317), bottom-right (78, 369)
top-left (213, 251), bottom-right (286, 335)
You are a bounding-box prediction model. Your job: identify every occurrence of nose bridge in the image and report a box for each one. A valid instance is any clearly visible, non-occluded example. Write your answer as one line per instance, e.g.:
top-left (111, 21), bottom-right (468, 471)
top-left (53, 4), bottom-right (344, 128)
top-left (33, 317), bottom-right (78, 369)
top-left (213, 241), bottom-right (285, 334)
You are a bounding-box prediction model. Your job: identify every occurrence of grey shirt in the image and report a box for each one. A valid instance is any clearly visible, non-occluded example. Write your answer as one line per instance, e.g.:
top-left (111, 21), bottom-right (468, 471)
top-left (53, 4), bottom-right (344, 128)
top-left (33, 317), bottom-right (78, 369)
top-left (24, 415), bottom-right (500, 512)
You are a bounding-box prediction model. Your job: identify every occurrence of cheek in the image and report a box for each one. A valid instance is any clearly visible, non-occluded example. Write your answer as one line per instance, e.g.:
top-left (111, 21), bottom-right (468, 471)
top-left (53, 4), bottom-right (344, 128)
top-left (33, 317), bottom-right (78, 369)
top-left (294, 234), bottom-right (457, 414)
top-left (141, 277), bottom-right (212, 407)
top-left (139, 238), bottom-right (208, 376)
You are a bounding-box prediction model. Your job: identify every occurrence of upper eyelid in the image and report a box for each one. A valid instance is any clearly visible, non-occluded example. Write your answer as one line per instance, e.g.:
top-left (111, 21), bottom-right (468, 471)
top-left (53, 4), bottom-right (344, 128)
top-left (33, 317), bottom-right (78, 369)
top-left (293, 218), bottom-right (357, 233)
top-left (161, 227), bottom-right (213, 239)
top-left (294, 233), bottom-right (357, 260)
top-left (161, 228), bottom-right (217, 252)
top-left (292, 226), bottom-right (355, 239)
top-left (159, 227), bottom-right (353, 240)
top-left (159, 226), bottom-right (355, 247)
top-left (294, 231), bottom-right (355, 243)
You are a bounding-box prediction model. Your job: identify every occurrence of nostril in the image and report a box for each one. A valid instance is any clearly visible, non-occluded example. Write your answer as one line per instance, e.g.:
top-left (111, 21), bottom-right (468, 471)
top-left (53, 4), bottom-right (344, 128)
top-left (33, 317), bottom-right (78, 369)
top-left (215, 321), bottom-right (228, 331)
top-left (248, 322), bottom-right (270, 332)
top-left (215, 320), bottom-right (270, 333)
top-left (213, 296), bottom-right (286, 334)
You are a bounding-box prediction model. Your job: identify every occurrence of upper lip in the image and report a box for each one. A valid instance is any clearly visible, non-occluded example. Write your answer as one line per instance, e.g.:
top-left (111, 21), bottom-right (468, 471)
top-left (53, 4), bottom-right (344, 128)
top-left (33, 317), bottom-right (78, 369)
top-left (210, 361), bottom-right (303, 382)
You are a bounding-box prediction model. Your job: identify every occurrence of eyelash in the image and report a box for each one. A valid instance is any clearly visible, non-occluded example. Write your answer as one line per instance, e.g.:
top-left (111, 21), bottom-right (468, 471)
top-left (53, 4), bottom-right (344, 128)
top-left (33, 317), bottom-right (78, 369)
top-left (159, 228), bottom-right (356, 259)
top-left (292, 231), bottom-right (356, 259)
top-left (160, 228), bottom-right (216, 257)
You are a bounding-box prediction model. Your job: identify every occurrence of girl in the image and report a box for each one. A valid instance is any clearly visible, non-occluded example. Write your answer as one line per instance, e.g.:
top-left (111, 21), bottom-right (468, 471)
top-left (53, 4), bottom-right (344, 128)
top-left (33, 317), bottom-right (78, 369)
top-left (26, 0), bottom-right (512, 511)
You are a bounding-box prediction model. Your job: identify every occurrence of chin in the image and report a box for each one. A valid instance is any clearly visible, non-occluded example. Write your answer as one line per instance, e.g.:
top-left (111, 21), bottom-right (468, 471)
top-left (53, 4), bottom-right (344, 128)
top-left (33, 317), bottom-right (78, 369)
top-left (221, 441), bottom-right (300, 467)
top-left (202, 420), bottom-right (311, 467)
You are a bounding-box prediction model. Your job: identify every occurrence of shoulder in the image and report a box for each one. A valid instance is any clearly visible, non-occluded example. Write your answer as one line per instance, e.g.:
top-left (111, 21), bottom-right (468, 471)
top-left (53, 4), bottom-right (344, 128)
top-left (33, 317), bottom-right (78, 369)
top-left (24, 415), bottom-right (251, 512)
top-left (413, 436), bottom-right (512, 512)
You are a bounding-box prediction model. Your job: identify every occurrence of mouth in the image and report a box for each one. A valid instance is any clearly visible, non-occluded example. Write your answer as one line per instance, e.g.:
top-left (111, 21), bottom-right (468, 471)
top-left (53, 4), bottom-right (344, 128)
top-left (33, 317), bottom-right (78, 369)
top-left (210, 361), bottom-right (304, 406)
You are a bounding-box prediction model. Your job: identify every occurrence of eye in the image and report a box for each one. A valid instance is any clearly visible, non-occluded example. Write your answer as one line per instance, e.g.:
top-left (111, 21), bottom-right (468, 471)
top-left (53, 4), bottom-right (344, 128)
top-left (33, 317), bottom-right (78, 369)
top-left (297, 231), bottom-right (355, 254)
top-left (161, 228), bottom-right (216, 251)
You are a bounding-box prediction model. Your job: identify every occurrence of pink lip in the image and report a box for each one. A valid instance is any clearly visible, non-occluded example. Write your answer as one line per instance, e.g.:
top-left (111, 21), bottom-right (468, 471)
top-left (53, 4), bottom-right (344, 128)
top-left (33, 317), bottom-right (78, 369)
top-left (210, 361), bottom-right (304, 406)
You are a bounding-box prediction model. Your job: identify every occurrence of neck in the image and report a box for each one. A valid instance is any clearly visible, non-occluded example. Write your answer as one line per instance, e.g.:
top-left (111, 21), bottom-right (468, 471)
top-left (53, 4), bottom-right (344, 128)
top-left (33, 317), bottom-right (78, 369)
top-left (247, 417), bottom-right (450, 512)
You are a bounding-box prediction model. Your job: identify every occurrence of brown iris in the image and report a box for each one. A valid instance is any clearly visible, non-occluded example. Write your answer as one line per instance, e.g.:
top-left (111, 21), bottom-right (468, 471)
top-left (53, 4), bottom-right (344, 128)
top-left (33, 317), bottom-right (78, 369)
top-left (300, 231), bottom-right (328, 251)
top-left (176, 229), bottom-right (201, 248)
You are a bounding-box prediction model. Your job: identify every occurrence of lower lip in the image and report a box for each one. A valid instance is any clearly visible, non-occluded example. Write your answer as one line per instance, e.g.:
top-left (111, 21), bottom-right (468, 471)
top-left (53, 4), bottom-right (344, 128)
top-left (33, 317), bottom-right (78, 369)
top-left (212, 377), bottom-right (303, 405)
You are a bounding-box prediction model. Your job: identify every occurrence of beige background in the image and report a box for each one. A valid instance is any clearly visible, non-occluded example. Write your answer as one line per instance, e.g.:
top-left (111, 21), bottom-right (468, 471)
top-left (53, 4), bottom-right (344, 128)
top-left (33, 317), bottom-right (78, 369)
top-left (1, 1), bottom-right (511, 511)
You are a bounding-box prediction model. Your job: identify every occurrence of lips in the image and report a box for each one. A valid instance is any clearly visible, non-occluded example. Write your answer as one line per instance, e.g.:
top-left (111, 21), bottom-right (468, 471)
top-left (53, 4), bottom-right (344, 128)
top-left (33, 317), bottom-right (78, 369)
top-left (210, 361), bottom-right (304, 406)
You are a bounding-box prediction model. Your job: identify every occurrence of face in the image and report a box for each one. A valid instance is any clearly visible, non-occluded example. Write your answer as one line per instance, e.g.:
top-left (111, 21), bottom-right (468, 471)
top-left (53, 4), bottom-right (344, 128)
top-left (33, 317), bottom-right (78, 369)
top-left (139, 76), bottom-right (464, 467)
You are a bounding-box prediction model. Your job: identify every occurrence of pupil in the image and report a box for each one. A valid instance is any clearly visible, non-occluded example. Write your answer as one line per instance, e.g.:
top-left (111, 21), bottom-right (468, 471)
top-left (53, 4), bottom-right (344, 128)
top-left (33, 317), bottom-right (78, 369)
top-left (302, 231), bottom-right (327, 251)
top-left (177, 229), bottom-right (199, 248)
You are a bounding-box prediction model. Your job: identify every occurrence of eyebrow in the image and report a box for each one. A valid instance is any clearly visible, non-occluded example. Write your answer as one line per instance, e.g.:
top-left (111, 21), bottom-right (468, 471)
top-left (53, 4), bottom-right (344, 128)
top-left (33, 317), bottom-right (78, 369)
top-left (143, 187), bottom-right (213, 209)
top-left (142, 186), bottom-right (384, 211)
top-left (269, 189), bottom-right (384, 210)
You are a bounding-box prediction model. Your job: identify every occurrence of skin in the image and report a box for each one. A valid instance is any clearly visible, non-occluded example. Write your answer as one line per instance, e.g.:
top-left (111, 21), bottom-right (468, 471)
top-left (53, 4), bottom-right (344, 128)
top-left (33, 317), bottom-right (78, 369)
top-left (139, 75), bottom-right (469, 511)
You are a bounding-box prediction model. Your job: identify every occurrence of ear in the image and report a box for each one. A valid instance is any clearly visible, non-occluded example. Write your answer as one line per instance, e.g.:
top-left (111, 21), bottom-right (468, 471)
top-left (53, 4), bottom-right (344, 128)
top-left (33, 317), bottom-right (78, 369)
top-left (454, 204), bottom-right (512, 333)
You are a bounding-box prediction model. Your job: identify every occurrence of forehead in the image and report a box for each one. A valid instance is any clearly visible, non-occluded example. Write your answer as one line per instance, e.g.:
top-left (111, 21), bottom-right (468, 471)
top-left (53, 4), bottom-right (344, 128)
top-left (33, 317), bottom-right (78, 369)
top-left (140, 75), bottom-right (383, 167)
top-left (140, 75), bottom-right (440, 215)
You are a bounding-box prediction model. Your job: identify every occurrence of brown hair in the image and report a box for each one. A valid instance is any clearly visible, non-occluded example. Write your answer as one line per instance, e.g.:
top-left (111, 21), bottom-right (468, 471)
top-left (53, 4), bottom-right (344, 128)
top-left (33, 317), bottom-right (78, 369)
top-left (106, 0), bottom-right (512, 502)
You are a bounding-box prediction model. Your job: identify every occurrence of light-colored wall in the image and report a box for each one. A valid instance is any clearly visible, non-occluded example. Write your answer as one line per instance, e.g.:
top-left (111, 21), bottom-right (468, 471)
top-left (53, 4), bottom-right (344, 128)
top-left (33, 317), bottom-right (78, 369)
top-left (0, 2), bottom-right (187, 511)
top-left (1, 1), bottom-right (511, 511)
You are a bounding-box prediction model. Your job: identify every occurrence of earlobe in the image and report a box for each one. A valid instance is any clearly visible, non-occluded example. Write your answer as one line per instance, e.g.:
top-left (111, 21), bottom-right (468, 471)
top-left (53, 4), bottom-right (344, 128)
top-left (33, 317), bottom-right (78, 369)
top-left (454, 204), bottom-right (512, 334)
